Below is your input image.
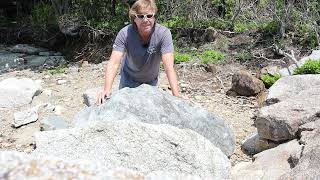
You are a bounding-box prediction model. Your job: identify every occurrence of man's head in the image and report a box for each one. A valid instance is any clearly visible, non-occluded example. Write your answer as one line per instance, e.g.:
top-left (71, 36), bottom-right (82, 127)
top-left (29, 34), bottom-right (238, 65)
top-left (129, 0), bottom-right (157, 36)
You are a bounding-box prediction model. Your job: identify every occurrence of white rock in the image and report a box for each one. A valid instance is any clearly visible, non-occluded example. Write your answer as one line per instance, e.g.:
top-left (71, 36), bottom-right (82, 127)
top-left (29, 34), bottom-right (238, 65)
top-left (0, 78), bottom-right (42, 108)
top-left (57, 79), bottom-right (67, 85)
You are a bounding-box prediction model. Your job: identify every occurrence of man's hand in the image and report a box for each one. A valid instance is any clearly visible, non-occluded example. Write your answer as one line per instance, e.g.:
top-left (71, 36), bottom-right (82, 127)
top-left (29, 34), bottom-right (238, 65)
top-left (96, 90), bottom-right (111, 105)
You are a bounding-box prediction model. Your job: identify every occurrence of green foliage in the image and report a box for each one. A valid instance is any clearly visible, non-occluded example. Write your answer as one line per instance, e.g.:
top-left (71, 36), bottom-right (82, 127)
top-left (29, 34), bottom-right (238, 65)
top-left (294, 59), bottom-right (320, 74)
top-left (234, 22), bottom-right (258, 33)
top-left (261, 74), bottom-right (281, 88)
top-left (199, 50), bottom-right (226, 65)
top-left (235, 51), bottom-right (251, 62)
top-left (296, 24), bottom-right (318, 49)
top-left (211, 0), bottom-right (235, 19)
top-left (48, 66), bottom-right (66, 74)
top-left (161, 16), bottom-right (192, 28)
top-left (260, 20), bottom-right (280, 36)
top-left (31, 3), bottom-right (55, 25)
top-left (174, 52), bottom-right (192, 64)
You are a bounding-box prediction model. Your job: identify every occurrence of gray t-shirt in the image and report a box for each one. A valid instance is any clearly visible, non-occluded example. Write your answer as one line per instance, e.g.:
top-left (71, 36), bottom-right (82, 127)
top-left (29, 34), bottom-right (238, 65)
top-left (113, 23), bottom-right (174, 82)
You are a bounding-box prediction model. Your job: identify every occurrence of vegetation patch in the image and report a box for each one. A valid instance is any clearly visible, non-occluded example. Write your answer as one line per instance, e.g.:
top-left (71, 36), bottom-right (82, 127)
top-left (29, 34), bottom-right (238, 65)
top-left (199, 50), bottom-right (226, 65)
top-left (261, 74), bottom-right (281, 88)
top-left (174, 52), bottom-right (192, 64)
top-left (294, 59), bottom-right (320, 74)
top-left (48, 66), bottom-right (66, 75)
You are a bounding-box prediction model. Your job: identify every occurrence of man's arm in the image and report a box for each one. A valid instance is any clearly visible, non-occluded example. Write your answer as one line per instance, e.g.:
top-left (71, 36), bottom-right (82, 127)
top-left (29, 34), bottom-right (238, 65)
top-left (97, 50), bottom-right (124, 104)
top-left (162, 52), bottom-right (180, 97)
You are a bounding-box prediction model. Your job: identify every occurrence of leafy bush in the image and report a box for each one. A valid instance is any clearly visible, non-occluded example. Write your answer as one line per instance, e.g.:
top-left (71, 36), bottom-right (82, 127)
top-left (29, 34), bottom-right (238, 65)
top-left (294, 59), bottom-right (320, 74)
top-left (161, 16), bottom-right (192, 28)
top-left (261, 74), bottom-right (281, 88)
top-left (174, 52), bottom-right (192, 64)
top-left (235, 51), bottom-right (252, 62)
top-left (48, 66), bottom-right (66, 74)
top-left (31, 3), bottom-right (55, 25)
top-left (200, 50), bottom-right (226, 65)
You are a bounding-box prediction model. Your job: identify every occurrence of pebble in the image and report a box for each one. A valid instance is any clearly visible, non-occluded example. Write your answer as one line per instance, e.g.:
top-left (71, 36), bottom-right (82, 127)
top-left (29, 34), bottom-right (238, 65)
top-left (57, 80), bottom-right (67, 85)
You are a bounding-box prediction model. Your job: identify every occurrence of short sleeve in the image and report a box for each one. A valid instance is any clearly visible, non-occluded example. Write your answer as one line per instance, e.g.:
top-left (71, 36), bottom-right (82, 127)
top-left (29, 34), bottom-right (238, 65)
top-left (112, 28), bottom-right (127, 52)
top-left (160, 29), bottom-right (174, 54)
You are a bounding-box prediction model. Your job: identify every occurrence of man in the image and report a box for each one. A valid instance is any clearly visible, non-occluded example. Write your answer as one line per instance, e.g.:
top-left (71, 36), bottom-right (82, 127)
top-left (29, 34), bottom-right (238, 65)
top-left (97, 0), bottom-right (179, 104)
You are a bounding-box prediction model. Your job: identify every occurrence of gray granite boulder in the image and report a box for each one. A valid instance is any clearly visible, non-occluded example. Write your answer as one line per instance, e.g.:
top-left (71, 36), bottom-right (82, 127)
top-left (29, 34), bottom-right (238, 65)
top-left (34, 120), bottom-right (231, 179)
top-left (10, 44), bottom-right (47, 55)
top-left (0, 78), bottom-right (42, 108)
top-left (75, 84), bottom-right (235, 156)
top-left (241, 133), bottom-right (279, 155)
top-left (40, 115), bottom-right (70, 131)
top-left (232, 140), bottom-right (302, 180)
top-left (279, 120), bottom-right (320, 180)
top-left (255, 75), bottom-right (320, 141)
top-left (0, 151), bottom-right (207, 180)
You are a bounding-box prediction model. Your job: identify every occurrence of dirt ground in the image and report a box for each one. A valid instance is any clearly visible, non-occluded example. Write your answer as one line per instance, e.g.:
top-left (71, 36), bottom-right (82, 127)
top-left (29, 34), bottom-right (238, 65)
top-left (0, 60), bottom-right (257, 166)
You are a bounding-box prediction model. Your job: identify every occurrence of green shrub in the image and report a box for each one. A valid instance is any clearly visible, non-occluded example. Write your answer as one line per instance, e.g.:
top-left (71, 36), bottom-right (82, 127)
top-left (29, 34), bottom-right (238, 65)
top-left (200, 50), bottom-right (226, 65)
top-left (261, 74), bottom-right (281, 88)
top-left (294, 59), bottom-right (320, 74)
top-left (235, 51), bottom-right (251, 62)
top-left (31, 3), bottom-right (54, 25)
top-left (174, 52), bottom-right (192, 64)
top-left (161, 16), bottom-right (192, 28)
top-left (48, 66), bottom-right (65, 74)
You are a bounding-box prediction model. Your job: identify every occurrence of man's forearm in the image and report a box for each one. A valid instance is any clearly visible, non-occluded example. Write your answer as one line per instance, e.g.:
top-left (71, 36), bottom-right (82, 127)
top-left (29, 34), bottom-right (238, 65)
top-left (165, 68), bottom-right (180, 96)
top-left (104, 62), bottom-right (120, 94)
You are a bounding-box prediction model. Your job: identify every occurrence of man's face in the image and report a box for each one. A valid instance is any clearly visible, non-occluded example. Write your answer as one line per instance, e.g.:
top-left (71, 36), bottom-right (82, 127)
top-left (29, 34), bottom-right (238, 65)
top-left (134, 8), bottom-right (156, 35)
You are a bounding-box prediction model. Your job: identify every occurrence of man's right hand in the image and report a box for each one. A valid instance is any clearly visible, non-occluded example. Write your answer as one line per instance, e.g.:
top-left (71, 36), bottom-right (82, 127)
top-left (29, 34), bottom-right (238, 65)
top-left (96, 91), bottom-right (111, 105)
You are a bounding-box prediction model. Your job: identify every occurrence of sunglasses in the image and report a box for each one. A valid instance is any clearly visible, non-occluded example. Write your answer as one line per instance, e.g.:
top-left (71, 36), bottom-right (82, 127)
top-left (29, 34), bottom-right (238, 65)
top-left (135, 14), bottom-right (155, 19)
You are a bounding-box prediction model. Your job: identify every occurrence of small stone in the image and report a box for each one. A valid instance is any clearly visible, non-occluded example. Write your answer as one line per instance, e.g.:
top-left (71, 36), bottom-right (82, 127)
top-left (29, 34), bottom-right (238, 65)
top-left (57, 80), bottom-right (67, 85)
top-left (44, 75), bottom-right (50, 79)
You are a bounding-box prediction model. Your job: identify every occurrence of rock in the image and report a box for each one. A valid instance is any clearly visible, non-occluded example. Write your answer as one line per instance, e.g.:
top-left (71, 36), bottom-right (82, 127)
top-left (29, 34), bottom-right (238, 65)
top-left (57, 79), bottom-right (67, 85)
top-left (12, 107), bottom-right (38, 128)
top-left (23, 55), bottom-right (66, 69)
top-left (0, 52), bottom-right (24, 71)
top-left (279, 50), bottom-right (320, 76)
top-left (241, 133), bottom-right (279, 155)
top-left (12, 103), bottom-right (48, 128)
top-left (34, 120), bottom-right (231, 179)
top-left (255, 75), bottom-right (320, 141)
top-left (0, 78), bottom-right (42, 108)
top-left (10, 44), bottom-right (47, 55)
top-left (83, 87), bottom-right (103, 106)
top-left (232, 140), bottom-right (302, 180)
top-left (279, 126), bottom-right (320, 180)
top-left (231, 70), bottom-right (265, 96)
top-left (0, 151), bottom-right (209, 179)
top-left (38, 51), bottom-right (55, 56)
top-left (265, 74), bottom-right (320, 105)
top-left (75, 84), bottom-right (235, 156)
top-left (40, 115), bottom-right (69, 131)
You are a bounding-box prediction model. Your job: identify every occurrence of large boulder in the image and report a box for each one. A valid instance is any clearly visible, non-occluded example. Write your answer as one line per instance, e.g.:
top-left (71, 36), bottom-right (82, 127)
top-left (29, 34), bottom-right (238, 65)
top-left (232, 140), bottom-right (302, 180)
top-left (75, 84), bottom-right (235, 156)
top-left (10, 44), bottom-right (47, 55)
top-left (33, 120), bottom-right (231, 179)
top-left (0, 78), bottom-right (42, 108)
top-left (279, 120), bottom-right (320, 180)
top-left (231, 70), bottom-right (265, 96)
top-left (254, 75), bottom-right (320, 141)
top-left (0, 151), bottom-right (206, 179)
